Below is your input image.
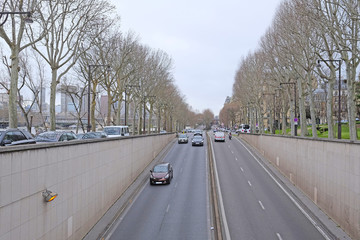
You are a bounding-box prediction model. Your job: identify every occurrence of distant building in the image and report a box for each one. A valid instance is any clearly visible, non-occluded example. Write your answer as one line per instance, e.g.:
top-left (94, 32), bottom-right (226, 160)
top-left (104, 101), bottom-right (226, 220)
top-left (60, 85), bottom-right (78, 114)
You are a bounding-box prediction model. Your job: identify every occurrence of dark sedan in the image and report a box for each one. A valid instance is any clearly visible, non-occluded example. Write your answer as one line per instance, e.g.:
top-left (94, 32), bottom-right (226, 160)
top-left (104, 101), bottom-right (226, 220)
top-left (0, 128), bottom-right (36, 146)
top-left (35, 131), bottom-right (77, 143)
top-left (150, 162), bottom-right (173, 185)
top-left (192, 135), bottom-right (204, 146)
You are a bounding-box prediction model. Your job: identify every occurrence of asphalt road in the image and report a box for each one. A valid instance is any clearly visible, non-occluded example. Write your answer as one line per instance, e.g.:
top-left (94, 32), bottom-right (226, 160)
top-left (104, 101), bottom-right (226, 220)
top-left (211, 133), bottom-right (326, 240)
top-left (107, 134), bottom-right (210, 240)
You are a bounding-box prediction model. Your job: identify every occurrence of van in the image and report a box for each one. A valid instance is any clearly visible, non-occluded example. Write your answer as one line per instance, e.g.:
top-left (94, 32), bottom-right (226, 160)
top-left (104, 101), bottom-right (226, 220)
top-left (238, 124), bottom-right (250, 133)
top-left (103, 126), bottom-right (129, 137)
top-left (214, 131), bottom-right (225, 142)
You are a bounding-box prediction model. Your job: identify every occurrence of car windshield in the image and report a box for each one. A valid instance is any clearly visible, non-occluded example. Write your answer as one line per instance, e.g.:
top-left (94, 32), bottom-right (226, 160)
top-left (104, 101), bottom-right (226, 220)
top-left (153, 165), bottom-right (168, 173)
top-left (104, 128), bottom-right (121, 135)
top-left (243, 125), bottom-right (250, 129)
top-left (194, 136), bottom-right (202, 140)
top-left (179, 134), bottom-right (187, 138)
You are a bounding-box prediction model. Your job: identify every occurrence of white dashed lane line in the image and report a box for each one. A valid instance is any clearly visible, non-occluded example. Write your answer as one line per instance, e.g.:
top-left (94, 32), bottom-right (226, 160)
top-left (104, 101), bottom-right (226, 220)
top-left (248, 181), bottom-right (252, 187)
top-left (258, 201), bottom-right (265, 210)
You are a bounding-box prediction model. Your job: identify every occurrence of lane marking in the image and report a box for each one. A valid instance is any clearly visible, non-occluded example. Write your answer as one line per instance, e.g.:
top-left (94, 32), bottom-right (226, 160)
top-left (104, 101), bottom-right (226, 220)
top-left (166, 204), bottom-right (170, 213)
top-left (175, 182), bottom-right (178, 188)
top-left (240, 167), bottom-right (244, 172)
top-left (276, 233), bottom-right (283, 240)
top-left (231, 151), bottom-right (234, 154)
top-left (234, 138), bottom-right (331, 240)
top-left (258, 201), bottom-right (265, 210)
top-left (248, 181), bottom-right (252, 187)
top-left (235, 157), bottom-right (238, 161)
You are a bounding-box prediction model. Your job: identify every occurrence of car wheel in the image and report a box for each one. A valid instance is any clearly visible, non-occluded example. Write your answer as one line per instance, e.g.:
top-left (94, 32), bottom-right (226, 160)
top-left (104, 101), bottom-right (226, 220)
top-left (167, 178), bottom-right (171, 184)
top-left (150, 179), bottom-right (154, 185)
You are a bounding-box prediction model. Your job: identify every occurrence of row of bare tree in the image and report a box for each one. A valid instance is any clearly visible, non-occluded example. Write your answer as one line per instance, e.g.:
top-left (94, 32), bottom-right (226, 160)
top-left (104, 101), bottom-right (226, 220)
top-left (0, 0), bottom-right (213, 133)
top-left (220, 0), bottom-right (360, 141)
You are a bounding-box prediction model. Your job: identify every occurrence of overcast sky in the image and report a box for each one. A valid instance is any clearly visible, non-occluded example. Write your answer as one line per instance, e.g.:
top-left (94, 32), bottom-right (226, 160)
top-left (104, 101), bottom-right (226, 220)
top-left (109, 0), bottom-right (283, 116)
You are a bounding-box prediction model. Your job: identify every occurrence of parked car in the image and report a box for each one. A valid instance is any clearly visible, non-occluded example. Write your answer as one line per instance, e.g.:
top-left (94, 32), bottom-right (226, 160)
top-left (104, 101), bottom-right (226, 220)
top-left (35, 131), bottom-right (77, 143)
top-left (192, 135), bottom-right (204, 146)
top-left (150, 162), bottom-right (173, 185)
top-left (77, 132), bottom-right (107, 139)
top-left (178, 133), bottom-right (188, 144)
top-left (214, 131), bottom-right (225, 142)
top-left (104, 126), bottom-right (129, 137)
top-left (0, 128), bottom-right (36, 146)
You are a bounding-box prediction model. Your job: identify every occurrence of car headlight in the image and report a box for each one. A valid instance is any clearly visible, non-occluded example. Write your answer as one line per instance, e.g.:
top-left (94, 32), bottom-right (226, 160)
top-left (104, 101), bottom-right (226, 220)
top-left (164, 174), bottom-right (169, 179)
top-left (150, 174), bottom-right (155, 179)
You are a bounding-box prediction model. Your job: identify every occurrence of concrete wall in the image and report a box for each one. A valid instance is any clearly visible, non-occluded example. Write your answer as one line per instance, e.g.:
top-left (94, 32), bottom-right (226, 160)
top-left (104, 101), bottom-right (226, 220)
top-left (240, 134), bottom-right (360, 239)
top-left (0, 134), bottom-right (174, 240)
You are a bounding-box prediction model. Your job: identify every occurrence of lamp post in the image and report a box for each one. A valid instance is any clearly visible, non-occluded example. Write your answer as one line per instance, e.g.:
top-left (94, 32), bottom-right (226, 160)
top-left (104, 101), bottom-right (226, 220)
top-left (87, 64), bottom-right (110, 132)
top-left (124, 84), bottom-right (140, 126)
top-left (280, 82), bottom-right (297, 136)
top-left (317, 59), bottom-right (342, 139)
top-left (0, 11), bottom-right (33, 26)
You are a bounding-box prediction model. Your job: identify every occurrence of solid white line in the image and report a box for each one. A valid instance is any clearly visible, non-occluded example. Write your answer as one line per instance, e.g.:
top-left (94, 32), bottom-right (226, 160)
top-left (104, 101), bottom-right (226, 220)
top-left (209, 134), bottom-right (232, 240)
top-left (248, 181), bottom-right (252, 187)
top-left (258, 201), bottom-right (265, 210)
top-left (234, 138), bottom-right (331, 240)
top-left (276, 233), bottom-right (283, 240)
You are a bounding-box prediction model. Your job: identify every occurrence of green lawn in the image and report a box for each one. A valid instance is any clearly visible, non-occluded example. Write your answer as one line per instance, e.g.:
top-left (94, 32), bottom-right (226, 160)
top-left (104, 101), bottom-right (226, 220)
top-left (269, 122), bottom-right (360, 140)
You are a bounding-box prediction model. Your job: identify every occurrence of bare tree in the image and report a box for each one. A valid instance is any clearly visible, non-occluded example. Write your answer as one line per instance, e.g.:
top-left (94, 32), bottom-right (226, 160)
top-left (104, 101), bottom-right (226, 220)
top-left (0, 0), bottom-right (44, 128)
top-left (30, 0), bottom-right (115, 130)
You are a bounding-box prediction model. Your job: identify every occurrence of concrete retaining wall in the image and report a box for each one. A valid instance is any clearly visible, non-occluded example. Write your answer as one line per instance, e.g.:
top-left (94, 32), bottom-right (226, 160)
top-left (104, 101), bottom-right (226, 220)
top-left (240, 134), bottom-right (360, 239)
top-left (0, 134), bottom-right (174, 240)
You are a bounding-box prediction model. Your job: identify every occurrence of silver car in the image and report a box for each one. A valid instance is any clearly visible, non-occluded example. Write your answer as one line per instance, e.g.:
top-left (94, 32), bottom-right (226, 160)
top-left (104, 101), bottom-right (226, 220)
top-left (178, 134), bottom-right (188, 144)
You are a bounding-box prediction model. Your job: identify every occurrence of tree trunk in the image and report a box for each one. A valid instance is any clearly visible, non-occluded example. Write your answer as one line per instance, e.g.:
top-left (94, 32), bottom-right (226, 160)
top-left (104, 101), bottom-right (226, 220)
top-left (307, 75), bottom-right (318, 138)
top-left (106, 89), bottom-right (112, 126)
top-left (147, 104), bottom-right (153, 134)
top-left (91, 81), bottom-right (97, 131)
top-left (326, 75), bottom-right (335, 139)
top-left (298, 79), bottom-right (308, 137)
top-left (9, 48), bottom-right (20, 128)
top-left (345, 65), bottom-right (358, 141)
top-left (49, 69), bottom-right (58, 131)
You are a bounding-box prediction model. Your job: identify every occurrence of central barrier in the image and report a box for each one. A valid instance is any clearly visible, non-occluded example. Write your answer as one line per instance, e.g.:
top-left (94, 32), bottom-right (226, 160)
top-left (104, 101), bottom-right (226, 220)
top-left (0, 133), bottom-right (174, 240)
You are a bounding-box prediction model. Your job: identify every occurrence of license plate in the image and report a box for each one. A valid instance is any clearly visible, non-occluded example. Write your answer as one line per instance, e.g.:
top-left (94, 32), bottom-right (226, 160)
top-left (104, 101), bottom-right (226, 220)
top-left (155, 182), bottom-right (163, 184)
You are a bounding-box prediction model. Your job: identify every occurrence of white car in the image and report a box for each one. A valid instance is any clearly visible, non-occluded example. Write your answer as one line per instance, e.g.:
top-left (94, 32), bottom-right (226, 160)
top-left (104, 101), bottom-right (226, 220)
top-left (103, 126), bottom-right (129, 137)
top-left (214, 132), bottom-right (225, 142)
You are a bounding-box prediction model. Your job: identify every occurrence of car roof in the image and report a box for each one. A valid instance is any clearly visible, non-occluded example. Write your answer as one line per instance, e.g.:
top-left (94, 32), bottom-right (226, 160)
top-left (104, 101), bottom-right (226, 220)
top-left (155, 163), bottom-right (170, 167)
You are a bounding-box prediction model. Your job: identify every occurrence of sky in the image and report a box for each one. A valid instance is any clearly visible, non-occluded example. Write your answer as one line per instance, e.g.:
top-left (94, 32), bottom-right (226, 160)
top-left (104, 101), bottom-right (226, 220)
top-left (109, 0), bottom-right (283, 116)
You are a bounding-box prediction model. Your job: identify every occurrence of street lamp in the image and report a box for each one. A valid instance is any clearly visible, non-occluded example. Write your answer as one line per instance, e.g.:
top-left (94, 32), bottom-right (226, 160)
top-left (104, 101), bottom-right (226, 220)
top-left (0, 11), bottom-right (33, 26)
top-left (280, 82), bottom-right (297, 136)
top-left (317, 59), bottom-right (342, 139)
top-left (124, 84), bottom-right (140, 126)
top-left (87, 64), bottom-right (110, 132)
